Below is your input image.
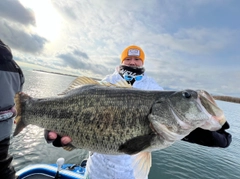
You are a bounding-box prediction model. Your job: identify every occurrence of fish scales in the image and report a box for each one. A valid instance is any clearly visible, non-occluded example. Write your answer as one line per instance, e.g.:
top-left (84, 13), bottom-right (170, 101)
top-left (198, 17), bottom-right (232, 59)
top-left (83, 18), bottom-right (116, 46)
top-left (14, 77), bottom-right (226, 155)
top-left (17, 85), bottom-right (166, 154)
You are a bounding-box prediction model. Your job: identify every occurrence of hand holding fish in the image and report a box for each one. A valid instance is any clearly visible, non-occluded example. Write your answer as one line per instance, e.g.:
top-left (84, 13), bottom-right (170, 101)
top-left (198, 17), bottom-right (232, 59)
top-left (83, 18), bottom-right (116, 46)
top-left (45, 130), bottom-right (72, 146)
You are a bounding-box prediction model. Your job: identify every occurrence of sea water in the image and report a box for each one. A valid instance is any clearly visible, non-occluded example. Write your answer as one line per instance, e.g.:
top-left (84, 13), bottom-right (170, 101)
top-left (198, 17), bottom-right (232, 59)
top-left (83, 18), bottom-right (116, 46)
top-left (10, 70), bottom-right (240, 179)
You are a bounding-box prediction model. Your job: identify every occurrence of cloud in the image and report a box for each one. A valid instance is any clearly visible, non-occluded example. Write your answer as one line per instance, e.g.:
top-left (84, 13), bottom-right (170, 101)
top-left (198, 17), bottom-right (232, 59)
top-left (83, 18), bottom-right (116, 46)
top-left (0, 0), bottom-right (47, 54)
top-left (1, 0), bottom-right (239, 96)
top-left (73, 49), bottom-right (89, 59)
top-left (0, 0), bottom-right (35, 26)
top-left (0, 19), bottom-right (47, 53)
top-left (56, 49), bottom-right (109, 76)
top-left (51, 1), bottom-right (77, 20)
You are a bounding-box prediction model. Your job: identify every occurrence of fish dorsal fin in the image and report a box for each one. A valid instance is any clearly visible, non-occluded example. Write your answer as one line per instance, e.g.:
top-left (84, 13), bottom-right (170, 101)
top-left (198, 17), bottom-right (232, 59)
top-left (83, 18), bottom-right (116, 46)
top-left (99, 80), bottom-right (132, 88)
top-left (98, 81), bottom-right (115, 87)
top-left (70, 76), bottom-right (99, 86)
top-left (59, 76), bottom-right (132, 95)
top-left (114, 80), bottom-right (132, 88)
top-left (131, 152), bottom-right (152, 179)
top-left (59, 76), bottom-right (100, 95)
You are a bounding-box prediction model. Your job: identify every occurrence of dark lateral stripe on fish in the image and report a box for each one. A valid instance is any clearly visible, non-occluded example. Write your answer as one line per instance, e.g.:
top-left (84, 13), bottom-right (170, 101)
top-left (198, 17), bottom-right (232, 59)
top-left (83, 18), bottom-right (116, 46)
top-left (118, 133), bottom-right (156, 155)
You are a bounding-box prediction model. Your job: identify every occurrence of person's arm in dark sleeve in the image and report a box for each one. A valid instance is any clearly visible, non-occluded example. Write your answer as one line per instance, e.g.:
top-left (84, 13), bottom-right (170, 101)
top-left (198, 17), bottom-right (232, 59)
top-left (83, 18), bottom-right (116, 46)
top-left (182, 122), bottom-right (232, 148)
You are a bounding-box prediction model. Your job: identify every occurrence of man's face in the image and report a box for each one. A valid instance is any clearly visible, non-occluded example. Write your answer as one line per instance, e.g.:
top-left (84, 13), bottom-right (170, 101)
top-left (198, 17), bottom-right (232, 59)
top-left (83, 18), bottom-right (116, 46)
top-left (122, 56), bottom-right (143, 67)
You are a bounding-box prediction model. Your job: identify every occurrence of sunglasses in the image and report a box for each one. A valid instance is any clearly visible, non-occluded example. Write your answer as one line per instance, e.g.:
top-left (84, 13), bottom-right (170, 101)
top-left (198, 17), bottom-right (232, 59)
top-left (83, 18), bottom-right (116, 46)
top-left (123, 74), bottom-right (143, 81)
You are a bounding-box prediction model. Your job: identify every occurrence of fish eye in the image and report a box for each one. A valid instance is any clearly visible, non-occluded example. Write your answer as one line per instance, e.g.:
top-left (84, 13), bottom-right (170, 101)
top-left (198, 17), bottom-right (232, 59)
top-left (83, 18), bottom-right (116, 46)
top-left (182, 91), bottom-right (191, 98)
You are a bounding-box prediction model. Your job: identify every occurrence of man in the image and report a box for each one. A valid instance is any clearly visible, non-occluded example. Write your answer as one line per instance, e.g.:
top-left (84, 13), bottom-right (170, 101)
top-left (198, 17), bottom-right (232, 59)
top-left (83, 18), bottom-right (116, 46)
top-left (46, 45), bottom-right (231, 179)
top-left (0, 39), bottom-right (25, 179)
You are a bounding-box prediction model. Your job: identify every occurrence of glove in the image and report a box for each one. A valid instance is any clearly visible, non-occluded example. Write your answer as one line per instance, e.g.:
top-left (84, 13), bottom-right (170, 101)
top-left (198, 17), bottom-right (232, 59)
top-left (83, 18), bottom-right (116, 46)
top-left (216, 121), bottom-right (231, 147)
top-left (217, 121), bottom-right (230, 133)
top-left (222, 121), bottom-right (230, 130)
top-left (44, 130), bottom-right (63, 147)
top-left (44, 130), bottom-right (75, 151)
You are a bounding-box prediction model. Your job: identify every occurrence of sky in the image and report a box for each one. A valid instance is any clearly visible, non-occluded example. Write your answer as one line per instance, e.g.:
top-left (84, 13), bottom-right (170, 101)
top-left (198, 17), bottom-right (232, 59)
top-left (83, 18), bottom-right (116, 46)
top-left (0, 0), bottom-right (239, 96)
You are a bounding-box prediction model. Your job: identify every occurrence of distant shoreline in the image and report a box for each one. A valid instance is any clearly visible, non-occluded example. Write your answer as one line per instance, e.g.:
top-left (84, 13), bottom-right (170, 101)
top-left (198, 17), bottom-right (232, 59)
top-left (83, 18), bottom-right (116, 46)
top-left (32, 69), bottom-right (240, 103)
top-left (32, 69), bottom-right (78, 77)
top-left (213, 95), bottom-right (240, 104)
top-left (32, 69), bottom-right (101, 81)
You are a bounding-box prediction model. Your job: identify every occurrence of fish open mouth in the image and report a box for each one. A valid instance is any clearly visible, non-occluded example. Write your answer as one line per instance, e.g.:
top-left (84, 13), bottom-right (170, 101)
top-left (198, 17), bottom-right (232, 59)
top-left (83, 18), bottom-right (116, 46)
top-left (197, 90), bottom-right (226, 128)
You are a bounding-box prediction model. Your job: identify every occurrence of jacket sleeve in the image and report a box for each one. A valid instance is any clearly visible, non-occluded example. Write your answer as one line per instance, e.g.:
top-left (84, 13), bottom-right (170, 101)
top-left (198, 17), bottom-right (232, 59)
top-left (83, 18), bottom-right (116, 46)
top-left (0, 39), bottom-right (24, 91)
top-left (135, 76), bottom-right (164, 90)
top-left (0, 39), bottom-right (25, 110)
top-left (147, 79), bottom-right (164, 90)
top-left (182, 122), bottom-right (232, 148)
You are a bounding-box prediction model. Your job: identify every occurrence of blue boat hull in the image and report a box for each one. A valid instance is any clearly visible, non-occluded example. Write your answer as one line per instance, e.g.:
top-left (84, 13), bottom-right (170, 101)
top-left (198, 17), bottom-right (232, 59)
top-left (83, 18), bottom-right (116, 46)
top-left (16, 163), bottom-right (86, 179)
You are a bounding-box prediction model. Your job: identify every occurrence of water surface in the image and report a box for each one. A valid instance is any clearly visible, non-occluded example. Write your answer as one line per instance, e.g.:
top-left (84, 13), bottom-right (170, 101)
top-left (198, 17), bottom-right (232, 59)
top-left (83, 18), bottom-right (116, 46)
top-left (10, 70), bottom-right (240, 179)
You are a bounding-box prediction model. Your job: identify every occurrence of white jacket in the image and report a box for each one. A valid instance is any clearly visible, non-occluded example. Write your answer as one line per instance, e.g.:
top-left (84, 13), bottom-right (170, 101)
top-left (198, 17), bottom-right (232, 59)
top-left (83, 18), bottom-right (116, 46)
top-left (86, 69), bottom-right (163, 179)
top-left (102, 70), bottom-right (163, 91)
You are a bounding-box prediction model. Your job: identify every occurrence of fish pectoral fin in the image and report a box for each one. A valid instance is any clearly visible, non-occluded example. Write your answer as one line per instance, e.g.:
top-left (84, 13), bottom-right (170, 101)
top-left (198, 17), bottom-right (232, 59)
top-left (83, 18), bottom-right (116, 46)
top-left (62, 143), bottom-right (77, 151)
top-left (131, 152), bottom-right (152, 179)
top-left (118, 134), bottom-right (155, 155)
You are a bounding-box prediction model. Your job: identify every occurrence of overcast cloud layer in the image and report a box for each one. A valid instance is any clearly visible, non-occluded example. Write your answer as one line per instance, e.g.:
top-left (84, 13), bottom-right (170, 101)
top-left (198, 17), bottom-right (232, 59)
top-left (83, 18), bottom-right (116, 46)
top-left (0, 0), bottom-right (239, 96)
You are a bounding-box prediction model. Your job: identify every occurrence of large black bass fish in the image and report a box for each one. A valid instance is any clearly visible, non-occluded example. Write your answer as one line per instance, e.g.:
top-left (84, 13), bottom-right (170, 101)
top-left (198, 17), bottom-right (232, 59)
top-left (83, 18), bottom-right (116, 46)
top-left (13, 76), bottom-right (226, 178)
top-left (14, 77), bottom-right (226, 178)
top-left (14, 76), bottom-right (226, 154)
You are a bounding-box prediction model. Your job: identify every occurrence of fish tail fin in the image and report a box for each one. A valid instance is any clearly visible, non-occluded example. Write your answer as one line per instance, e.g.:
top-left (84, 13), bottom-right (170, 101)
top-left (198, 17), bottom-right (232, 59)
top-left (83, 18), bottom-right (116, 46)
top-left (13, 92), bottom-right (29, 136)
top-left (13, 115), bottom-right (26, 136)
top-left (131, 152), bottom-right (152, 179)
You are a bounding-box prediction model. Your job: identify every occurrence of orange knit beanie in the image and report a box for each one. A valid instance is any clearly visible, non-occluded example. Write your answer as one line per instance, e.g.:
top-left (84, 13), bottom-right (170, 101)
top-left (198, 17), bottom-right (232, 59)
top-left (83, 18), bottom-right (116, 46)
top-left (120, 45), bottom-right (145, 64)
